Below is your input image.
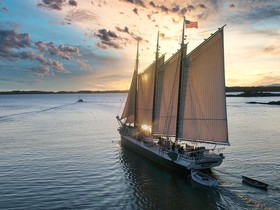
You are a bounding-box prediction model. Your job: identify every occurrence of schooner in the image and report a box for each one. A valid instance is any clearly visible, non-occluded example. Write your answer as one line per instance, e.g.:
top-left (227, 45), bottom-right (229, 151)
top-left (117, 19), bottom-right (229, 173)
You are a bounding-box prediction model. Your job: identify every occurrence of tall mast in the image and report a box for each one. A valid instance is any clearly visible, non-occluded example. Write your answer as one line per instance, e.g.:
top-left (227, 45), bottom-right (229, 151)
top-left (134, 40), bottom-right (139, 127)
top-left (175, 17), bottom-right (186, 140)
top-left (151, 31), bottom-right (160, 134)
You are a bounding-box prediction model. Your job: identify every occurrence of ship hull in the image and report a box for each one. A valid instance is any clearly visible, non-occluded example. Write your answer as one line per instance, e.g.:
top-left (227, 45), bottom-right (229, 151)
top-left (120, 134), bottom-right (190, 175)
top-left (119, 133), bottom-right (224, 175)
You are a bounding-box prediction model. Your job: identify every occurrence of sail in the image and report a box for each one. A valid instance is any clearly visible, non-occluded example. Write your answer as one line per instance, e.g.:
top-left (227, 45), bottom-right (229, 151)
top-left (137, 63), bottom-right (155, 127)
top-left (154, 50), bottom-right (182, 136)
top-left (121, 69), bottom-right (137, 123)
top-left (137, 56), bottom-right (165, 127)
top-left (179, 28), bottom-right (228, 144)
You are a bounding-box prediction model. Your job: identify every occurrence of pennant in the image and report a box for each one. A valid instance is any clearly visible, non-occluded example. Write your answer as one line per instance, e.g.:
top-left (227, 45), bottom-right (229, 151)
top-left (185, 20), bottom-right (198, 28)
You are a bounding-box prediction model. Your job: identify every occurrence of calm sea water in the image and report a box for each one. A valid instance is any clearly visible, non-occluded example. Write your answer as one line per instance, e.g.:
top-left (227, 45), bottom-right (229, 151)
top-left (0, 93), bottom-right (279, 209)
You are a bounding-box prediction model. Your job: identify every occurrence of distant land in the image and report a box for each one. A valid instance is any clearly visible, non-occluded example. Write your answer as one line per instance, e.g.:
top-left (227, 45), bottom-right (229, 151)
top-left (226, 85), bottom-right (280, 93)
top-left (0, 90), bottom-right (127, 95)
top-left (0, 86), bottom-right (280, 95)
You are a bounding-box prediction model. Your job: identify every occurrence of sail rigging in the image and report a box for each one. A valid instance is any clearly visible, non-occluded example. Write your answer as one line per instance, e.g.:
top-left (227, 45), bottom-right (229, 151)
top-left (121, 24), bottom-right (228, 145)
top-left (117, 21), bottom-right (229, 172)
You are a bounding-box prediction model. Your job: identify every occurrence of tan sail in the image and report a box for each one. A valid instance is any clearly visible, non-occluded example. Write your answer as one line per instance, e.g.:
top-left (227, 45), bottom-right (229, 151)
top-left (121, 68), bottom-right (137, 123)
top-left (153, 50), bottom-right (182, 136)
top-left (137, 56), bottom-right (165, 128)
top-left (121, 42), bottom-right (139, 124)
top-left (179, 28), bottom-right (229, 145)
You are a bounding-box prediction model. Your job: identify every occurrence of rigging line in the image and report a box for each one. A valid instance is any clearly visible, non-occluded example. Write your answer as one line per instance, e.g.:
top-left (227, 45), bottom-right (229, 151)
top-left (163, 53), bottom-right (181, 136)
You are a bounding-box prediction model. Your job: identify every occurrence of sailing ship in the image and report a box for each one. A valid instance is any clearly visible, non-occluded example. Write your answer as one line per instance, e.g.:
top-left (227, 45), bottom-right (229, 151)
top-left (116, 19), bottom-right (229, 174)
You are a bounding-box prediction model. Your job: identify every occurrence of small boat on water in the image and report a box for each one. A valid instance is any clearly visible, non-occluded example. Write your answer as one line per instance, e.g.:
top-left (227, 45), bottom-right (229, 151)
top-left (242, 176), bottom-right (268, 190)
top-left (191, 170), bottom-right (218, 187)
top-left (77, 97), bottom-right (83, 102)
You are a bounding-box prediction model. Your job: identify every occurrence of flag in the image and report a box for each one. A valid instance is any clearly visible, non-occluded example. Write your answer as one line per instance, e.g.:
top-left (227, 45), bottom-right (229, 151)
top-left (185, 20), bottom-right (198, 28)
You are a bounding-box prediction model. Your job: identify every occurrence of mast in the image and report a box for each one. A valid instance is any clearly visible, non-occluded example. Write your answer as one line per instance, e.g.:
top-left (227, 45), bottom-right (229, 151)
top-left (175, 17), bottom-right (186, 140)
top-left (151, 31), bottom-right (160, 134)
top-left (134, 40), bottom-right (139, 127)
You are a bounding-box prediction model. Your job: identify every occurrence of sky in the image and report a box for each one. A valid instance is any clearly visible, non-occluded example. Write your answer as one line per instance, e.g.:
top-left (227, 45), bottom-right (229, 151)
top-left (0, 0), bottom-right (279, 91)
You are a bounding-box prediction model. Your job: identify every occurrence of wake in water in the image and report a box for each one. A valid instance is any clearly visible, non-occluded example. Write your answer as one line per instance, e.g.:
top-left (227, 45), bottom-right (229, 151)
top-left (212, 168), bottom-right (277, 210)
top-left (0, 102), bottom-right (77, 123)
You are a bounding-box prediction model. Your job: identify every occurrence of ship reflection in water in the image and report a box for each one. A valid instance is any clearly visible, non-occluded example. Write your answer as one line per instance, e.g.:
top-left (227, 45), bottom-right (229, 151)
top-left (118, 144), bottom-right (224, 209)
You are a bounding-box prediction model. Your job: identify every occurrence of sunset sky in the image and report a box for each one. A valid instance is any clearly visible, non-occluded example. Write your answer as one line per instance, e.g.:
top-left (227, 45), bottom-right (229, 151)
top-left (0, 0), bottom-right (279, 91)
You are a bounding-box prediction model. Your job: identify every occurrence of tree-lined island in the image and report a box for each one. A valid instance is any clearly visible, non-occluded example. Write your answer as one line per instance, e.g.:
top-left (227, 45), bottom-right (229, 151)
top-left (1, 86), bottom-right (280, 95)
top-left (2, 86), bottom-right (279, 105)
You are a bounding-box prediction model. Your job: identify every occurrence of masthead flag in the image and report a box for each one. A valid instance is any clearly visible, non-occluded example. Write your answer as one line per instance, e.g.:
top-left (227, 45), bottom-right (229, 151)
top-left (185, 20), bottom-right (198, 28)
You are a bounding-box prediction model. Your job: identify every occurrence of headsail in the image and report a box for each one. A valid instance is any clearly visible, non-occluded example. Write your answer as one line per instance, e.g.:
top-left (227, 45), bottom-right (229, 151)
top-left (179, 27), bottom-right (229, 145)
top-left (121, 42), bottom-right (139, 124)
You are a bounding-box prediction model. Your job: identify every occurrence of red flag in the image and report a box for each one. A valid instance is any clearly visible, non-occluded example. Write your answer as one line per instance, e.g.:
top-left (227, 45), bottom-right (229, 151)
top-left (185, 20), bottom-right (198, 28)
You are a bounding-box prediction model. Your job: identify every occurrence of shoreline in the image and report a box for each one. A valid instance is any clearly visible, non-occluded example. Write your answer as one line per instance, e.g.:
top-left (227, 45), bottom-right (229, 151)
top-left (1, 86), bottom-right (280, 96)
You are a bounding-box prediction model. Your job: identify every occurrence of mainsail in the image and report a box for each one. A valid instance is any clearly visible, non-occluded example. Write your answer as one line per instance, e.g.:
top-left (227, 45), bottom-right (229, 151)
top-left (153, 50), bottom-right (182, 136)
top-left (179, 28), bottom-right (228, 145)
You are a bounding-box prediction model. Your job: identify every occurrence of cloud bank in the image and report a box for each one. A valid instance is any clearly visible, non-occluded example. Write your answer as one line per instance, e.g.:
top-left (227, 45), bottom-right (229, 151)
top-left (0, 29), bottom-right (81, 76)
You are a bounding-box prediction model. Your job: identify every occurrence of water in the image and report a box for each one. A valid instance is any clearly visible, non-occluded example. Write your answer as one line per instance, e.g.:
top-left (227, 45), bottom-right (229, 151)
top-left (0, 94), bottom-right (279, 209)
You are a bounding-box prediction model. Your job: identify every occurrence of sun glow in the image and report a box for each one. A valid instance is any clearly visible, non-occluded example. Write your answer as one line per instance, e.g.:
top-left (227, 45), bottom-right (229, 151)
top-left (141, 124), bottom-right (152, 133)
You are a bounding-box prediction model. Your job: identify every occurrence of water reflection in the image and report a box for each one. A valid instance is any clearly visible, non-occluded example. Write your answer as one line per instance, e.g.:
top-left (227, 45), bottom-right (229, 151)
top-left (118, 144), bottom-right (224, 209)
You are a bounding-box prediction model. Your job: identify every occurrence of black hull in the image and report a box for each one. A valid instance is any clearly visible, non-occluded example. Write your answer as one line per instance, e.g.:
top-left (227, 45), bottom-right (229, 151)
top-left (121, 135), bottom-right (191, 176)
top-left (242, 176), bottom-right (268, 190)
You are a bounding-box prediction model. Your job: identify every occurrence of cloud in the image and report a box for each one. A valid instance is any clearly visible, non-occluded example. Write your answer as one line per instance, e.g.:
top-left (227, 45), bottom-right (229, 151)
top-left (229, 4), bottom-right (235, 9)
top-left (94, 29), bottom-right (124, 49)
top-left (263, 45), bottom-right (280, 55)
top-left (149, 1), bottom-right (155, 8)
top-left (66, 9), bottom-right (96, 23)
top-left (76, 58), bottom-right (93, 71)
top-left (96, 29), bottom-right (118, 42)
top-left (37, 0), bottom-right (66, 10)
top-left (37, 0), bottom-right (78, 10)
top-left (93, 25), bottom-right (145, 49)
top-left (199, 4), bottom-right (207, 9)
top-left (223, 0), bottom-right (280, 25)
top-left (159, 5), bottom-right (168, 13)
top-left (68, 0), bottom-right (78, 7)
top-left (120, 0), bottom-right (145, 8)
top-left (35, 41), bottom-right (80, 60)
top-left (253, 75), bottom-right (280, 86)
top-left (133, 8), bottom-right (138, 15)
top-left (115, 26), bottom-right (144, 43)
top-left (31, 65), bottom-right (53, 77)
top-left (0, 29), bottom-right (31, 53)
top-left (0, 29), bottom-right (75, 75)
top-left (2, 7), bottom-right (8, 12)
top-left (116, 26), bottom-right (129, 34)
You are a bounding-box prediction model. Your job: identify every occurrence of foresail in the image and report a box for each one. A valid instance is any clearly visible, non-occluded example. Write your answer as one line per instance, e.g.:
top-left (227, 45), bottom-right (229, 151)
top-left (154, 50), bottom-right (182, 136)
top-left (180, 28), bottom-right (229, 144)
top-left (137, 55), bottom-right (165, 128)
top-left (121, 69), bottom-right (137, 123)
